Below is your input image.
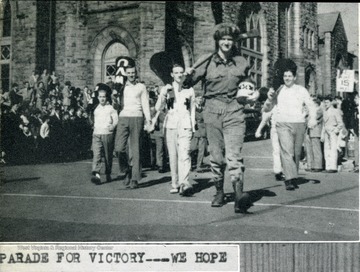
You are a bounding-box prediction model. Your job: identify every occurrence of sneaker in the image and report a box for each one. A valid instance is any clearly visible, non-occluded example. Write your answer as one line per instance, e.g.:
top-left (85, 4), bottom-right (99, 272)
top-left (170, 188), bottom-right (179, 194)
top-left (91, 173), bottom-right (101, 185)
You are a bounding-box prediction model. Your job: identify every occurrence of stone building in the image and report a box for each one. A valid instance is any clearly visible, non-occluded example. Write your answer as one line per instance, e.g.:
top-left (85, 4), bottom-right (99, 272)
top-left (0, 1), bottom-right (350, 96)
top-left (318, 12), bottom-right (349, 96)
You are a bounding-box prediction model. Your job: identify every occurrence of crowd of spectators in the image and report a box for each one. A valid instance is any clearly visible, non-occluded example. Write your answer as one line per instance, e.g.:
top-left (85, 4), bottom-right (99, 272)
top-left (302, 93), bottom-right (359, 172)
top-left (1, 70), bottom-right (93, 165)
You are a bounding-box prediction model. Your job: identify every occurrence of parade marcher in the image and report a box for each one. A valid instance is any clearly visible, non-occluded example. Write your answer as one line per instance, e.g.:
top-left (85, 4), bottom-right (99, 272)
top-left (263, 60), bottom-right (317, 190)
top-left (114, 61), bottom-right (151, 189)
top-left (186, 23), bottom-right (259, 213)
top-left (155, 64), bottom-right (196, 195)
top-left (305, 98), bottom-right (324, 172)
top-left (91, 84), bottom-right (118, 185)
top-left (193, 103), bottom-right (208, 173)
top-left (149, 93), bottom-right (167, 173)
top-left (255, 105), bottom-right (285, 181)
top-left (321, 95), bottom-right (344, 173)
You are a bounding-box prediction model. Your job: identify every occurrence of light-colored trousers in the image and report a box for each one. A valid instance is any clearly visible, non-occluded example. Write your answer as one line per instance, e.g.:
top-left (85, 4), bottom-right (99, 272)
top-left (271, 126), bottom-right (282, 174)
top-left (324, 130), bottom-right (339, 171)
top-left (165, 128), bottom-right (192, 189)
top-left (276, 122), bottom-right (306, 181)
top-left (355, 134), bottom-right (359, 166)
top-left (305, 134), bottom-right (323, 170)
top-left (92, 133), bottom-right (114, 175)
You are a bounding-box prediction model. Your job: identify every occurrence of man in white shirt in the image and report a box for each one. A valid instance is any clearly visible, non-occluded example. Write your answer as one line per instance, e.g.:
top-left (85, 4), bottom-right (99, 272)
top-left (114, 63), bottom-right (151, 189)
top-left (91, 84), bottom-right (118, 185)
top-left (155, 64), bottom-right (196, 195)
top-left (263, 62), bottom-right (317, 190)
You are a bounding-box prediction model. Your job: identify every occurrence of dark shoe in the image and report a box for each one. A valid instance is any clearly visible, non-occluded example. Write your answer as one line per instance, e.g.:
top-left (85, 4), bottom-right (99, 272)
top-left (275, 172), bottom-right (286, 181)
top-left (91, 173), bottom-right (101, 185)
top-left (311, 168), bottom-right (323, 172)
top-left (232, 178), bottom-right (251, 213)
top-left (130, 180), bottom-right (139, 189)
top-left (284, 180), bottom-right (295, 190)
top-left (322, 170), bottom-right (337, 173)
top-left (291, 179), bottom-right (299, 189)
top-left (179, 184), bottom-right (193, 196)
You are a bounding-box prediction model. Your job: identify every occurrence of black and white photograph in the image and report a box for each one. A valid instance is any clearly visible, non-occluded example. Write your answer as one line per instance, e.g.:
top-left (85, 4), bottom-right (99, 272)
top-left (0, 1), bottom-right (359, 271)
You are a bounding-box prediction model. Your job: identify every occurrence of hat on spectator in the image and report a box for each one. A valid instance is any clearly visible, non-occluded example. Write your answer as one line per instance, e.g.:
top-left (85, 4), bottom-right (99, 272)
top-left (65, 81), bottom-right (71, 86)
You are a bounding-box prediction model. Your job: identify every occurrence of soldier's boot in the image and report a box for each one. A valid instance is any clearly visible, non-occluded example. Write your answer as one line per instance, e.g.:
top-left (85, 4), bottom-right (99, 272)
top-left (232, 177), bottom-right (251, 214)
top-left (211, 179), bottom-right (225, 207)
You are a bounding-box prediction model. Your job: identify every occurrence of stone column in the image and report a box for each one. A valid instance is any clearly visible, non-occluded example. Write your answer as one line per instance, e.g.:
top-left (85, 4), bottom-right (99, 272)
top-left (291, 2), bottom-right (305, 86)
top-left (139, 1), bottom-right (166, 86)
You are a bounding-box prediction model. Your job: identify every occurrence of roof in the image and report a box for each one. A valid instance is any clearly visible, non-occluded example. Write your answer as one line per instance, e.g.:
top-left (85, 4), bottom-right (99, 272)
top-left (318, 12), bottom-right (340, 38)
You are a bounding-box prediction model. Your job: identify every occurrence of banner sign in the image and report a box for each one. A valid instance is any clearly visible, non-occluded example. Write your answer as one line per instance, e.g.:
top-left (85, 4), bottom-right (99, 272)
top-left (0, 244), bottom-right (239, 272)
top-left (336, 69), bottom-right (355, 92)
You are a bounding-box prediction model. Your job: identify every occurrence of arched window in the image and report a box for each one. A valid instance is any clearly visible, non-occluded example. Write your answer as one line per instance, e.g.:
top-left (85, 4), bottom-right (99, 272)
top-left (2, 0), bottom-right (11, 37)
top-left (311, 32), bottom-right (315, 50)
top-left (102, 42), bottom-right (129, 82)
top-left (303, 28), bottom-right (308, 49)
top-left (240, 10), bottom-right (264, 87)
top-left (308, 30), bottom-right (312, 49)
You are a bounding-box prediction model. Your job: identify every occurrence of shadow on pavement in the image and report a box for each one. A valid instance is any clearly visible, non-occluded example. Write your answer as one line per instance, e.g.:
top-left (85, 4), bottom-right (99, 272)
top-left (2, 177), bottom-right (41, 184)
top-left (295, 177), bottom-right (321, 185)
top-left (139, 176), bottom-right (171, 188)
top-left (225, 189), bottom-right (277, 203)
top-left (192, 178), bottom-right (214, 194)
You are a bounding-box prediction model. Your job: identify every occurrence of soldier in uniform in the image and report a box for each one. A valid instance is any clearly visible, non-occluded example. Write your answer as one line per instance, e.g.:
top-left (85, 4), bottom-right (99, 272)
top-left (186, 23), bottom-right (259, 213)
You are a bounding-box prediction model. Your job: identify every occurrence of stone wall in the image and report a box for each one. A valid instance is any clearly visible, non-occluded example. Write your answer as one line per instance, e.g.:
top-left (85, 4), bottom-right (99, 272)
top-left (6, 1), bottom-right (37, 85)
top-left (54, 1), bottom-right (143, 88)
top-left (139, 1), bottom-right (165, 86)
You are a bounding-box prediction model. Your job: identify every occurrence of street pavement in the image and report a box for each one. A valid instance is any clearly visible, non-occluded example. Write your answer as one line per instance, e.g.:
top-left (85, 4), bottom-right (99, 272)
top-left (0, 139), bottom-right (359, 242)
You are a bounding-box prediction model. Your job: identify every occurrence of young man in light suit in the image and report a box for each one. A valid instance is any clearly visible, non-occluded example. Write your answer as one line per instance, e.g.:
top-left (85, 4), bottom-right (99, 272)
top-left (305, 98), bottom-right (324, 172)
top-left (321, 95), bottom-right (344, 173)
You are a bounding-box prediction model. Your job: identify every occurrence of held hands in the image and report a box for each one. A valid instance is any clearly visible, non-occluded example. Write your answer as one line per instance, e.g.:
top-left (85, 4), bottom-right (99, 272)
top-left (255, 129), bottom-right (262, 138)
top-left (144, 119), bottom-right (153, 133)
top-left (160, 84), bottom-right (173, 97)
